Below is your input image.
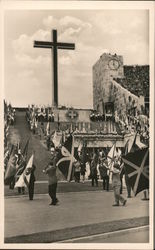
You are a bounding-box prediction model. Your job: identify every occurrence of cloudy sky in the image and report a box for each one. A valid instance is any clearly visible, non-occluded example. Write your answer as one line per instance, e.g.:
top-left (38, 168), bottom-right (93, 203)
top-left (4, 8), bottom-right (149, 108)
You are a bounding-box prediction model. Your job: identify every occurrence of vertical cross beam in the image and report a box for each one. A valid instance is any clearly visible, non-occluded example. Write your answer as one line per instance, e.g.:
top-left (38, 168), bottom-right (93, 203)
top-left (34, 29), bottom-right (75, 108)
top-left (52, 30), bottom-right (58, 107)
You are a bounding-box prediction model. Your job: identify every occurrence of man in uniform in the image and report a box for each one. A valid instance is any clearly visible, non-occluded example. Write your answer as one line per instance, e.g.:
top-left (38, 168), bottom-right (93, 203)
top-left (111, 158), bottom-right (127, 206)
top-left (43, 149), bottom-right (59, 205)
top-left (28, 164), bottom-right (36, 200)
top-left (99, 159), bottom-right (109, 191)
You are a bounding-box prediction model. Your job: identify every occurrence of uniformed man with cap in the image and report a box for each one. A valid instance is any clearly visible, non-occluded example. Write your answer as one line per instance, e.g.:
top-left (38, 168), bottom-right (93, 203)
top-left (43, 148), bottom-right (59, 206)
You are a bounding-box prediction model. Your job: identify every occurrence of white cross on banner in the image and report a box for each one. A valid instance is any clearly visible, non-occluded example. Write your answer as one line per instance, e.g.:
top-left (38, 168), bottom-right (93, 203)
top-left (68, 110), bottom-right (77, 119)
top-left (56, 135), bottom-right (75, 181)
top-left (15, 154), bottom-right (34, 188)
top-left (122, 147), bottom-right (149, 196)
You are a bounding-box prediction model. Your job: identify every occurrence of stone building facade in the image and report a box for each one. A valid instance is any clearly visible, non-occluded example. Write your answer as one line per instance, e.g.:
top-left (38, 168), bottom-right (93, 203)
top-left (92, 53), bottom-right (144, 117)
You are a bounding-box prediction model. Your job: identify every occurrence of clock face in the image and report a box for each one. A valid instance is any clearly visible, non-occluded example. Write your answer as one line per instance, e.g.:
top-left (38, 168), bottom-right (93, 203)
top-left (108, 59), bottom-right (120, 70)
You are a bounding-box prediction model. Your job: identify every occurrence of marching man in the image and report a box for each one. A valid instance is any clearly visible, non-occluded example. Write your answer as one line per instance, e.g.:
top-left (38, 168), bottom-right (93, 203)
top-left (111, 157), bottom-right (127, 207)
top-left (43, 148), bottom-right (59, 206)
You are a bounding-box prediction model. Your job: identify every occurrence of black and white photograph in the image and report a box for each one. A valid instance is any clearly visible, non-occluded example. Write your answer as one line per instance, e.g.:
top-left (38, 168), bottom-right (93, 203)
top-left (0, 1), bottom-right (154, 249)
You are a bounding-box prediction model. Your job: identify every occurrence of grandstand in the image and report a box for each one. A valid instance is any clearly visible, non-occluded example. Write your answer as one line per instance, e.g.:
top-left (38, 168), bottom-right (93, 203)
top-left (114, 65), bottom-right (149, 114)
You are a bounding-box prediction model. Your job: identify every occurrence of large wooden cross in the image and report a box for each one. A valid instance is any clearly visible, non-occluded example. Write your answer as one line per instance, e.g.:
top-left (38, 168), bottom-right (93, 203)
top-left (34, 29), bottom-right (75, 107)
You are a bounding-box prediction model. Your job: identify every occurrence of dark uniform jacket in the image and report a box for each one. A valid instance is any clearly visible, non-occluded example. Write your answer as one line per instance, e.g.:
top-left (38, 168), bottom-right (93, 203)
top-left (99, 163), bottom-right (108, 178)
top-left (45, 157), bottom-right (57, 185)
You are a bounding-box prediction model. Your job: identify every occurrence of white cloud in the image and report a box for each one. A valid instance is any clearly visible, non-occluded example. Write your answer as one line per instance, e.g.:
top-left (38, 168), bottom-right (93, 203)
top-left (12, 29), bottom-right (51, 56)
top-left (42, 15), bottom-right (92, 42)
top-left (14, 54), bottom-right (51, 69)
top-left (58, 27), bottom-right (82, 41)
top-left (43, 16), bottom-right (59, 29)
top-left (60, 16), bottom-right (83, 26)
top-left (59, 16), bottom-right (92, 29)
top-left (10, 15), bottom-right (94, 107)
top-left (6, 11), bottom-right (149, 107)
top-left (11, 15), bottom-right (93, 72)
top-left (43, 15), bottom-right (92, 30)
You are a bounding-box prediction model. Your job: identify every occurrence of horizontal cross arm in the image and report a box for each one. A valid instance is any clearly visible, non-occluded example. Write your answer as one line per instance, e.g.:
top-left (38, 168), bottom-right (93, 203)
top-left (34, 41), bottom-right (75, 50)
top-left (33, 40), bottom-right (53, 48)
top-left (57, 42), bottom-right (75, 50)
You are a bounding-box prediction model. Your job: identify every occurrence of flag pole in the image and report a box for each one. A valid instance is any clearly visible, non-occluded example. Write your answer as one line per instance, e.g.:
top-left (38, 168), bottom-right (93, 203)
top-left (109, 140), bottom-right (117, 184)
top-left (67, 135), bottom-right (75, 182)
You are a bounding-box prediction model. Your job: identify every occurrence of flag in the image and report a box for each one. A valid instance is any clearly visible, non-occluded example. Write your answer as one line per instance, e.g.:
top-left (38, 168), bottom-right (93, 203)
top-left (35, 119), bottom-right (38, 128)
top-left (4, 146), bottom-right (17, 185)
top-left (70, 123), bottom-right (73, 133)
top-left (107, 141), bottom-right (117, 168)
top-left (116, 148), bottom-right (121, 158)
top-left (135, 135), bottom-right (147, 149)
top-left (13, 139), bottom-right (30, 182)
top-left (81, 140), bottom-right (88, 164)
top-left (4, 99), bottom-right (7, 113)
top-left (15, 160), bottom-right (26, 181)
top-left (8, 144), bottom-right (14, 158)
top-left (122, 147), bottom-right (149, 196)
top-left (46, 122), bottom-right (50, 136)
top-left (129, 133), bottom-right (140, 153)
top-left (22, 138), bottom-right (30, 160)
top-left (61, 131), bottom-right (66, 145)
top-left (15, 154), bottom-right (34, 188)
top-left (5, 124), bottom-right (9, 138)
top-left (4, 144), bottom-right (14, 165)
top-left (52, 131), bottom-right (61, 148)
top-left (59, 131), bottom-right (66, 147)
top-left (4, 147), bottom-right (9, 161)
top-left (120, 139), bottom-right (130, 176)
top-left (77, 141), bottom-right (83, 153)
top-left (56, 135), bottom-right (75, 181)
top-left (122, 139), bottom-right (130, 155)
top-left (107, 142), bottom-right (118, 181)
top-left (125, 115), bottom-right (129, 126)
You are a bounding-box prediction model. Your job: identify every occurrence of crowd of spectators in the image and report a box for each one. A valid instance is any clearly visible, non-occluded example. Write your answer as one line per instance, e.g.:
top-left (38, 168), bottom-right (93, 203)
top-left (114, 65), bottom-right (149, 98)
top-left (25, 95), bottom-right (149, 148)
top-left (25, 105), bottom-right (55, 132)
top-left (89, 108), bottom-right (149, 145)
top-left (4, 100), bottom-right (17, 174)
top-left (4, 100), bottom-right (16, 126)
top-left (90, 112), bottom-right (114, 122)
top-left (26, 105), bottom-right (54, 123)
top-left (113, 65), bottom-right (149, 145)
top-left (4, 100), bottom-right (16, 147)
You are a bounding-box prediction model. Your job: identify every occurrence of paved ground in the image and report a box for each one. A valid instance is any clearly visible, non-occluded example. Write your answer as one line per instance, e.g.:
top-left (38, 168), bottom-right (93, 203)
top-left (4, 179), bottom-right (114, 196)
top-left (5, 189), bottom-right (149, 243)
top-left (63, 226), bottom-right (149, 243)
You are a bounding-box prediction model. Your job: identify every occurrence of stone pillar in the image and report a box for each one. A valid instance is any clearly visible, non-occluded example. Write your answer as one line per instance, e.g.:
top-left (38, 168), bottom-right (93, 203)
top-left (113, 122), bottom-right (116, 133)
top-left (70, 123), bottom-right (73, 133)
top-left (82, 122), bottom-right (86, 132)
top-left (110, 120), bottom-right (112, 133)
top-left (78, 122), bottom-right (81, 131)
top-left (107, 121), bottom-right (110, 133)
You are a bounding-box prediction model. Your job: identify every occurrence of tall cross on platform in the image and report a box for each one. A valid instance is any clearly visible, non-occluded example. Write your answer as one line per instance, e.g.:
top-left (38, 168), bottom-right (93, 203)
top-left (34, 29), bottom-right (75, 107)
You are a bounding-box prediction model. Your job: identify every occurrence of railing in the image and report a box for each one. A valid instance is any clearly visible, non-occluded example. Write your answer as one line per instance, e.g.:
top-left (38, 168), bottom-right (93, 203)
top-left (35, 120), bottom-right (121, 137)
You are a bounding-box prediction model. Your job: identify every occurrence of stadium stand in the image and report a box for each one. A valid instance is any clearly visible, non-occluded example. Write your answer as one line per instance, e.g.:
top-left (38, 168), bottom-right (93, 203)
top-left (114, 65), bottom-right (149, 98)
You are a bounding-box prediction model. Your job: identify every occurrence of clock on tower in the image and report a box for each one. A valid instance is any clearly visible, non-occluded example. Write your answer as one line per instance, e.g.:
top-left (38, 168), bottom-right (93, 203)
top-left (93, 53), bottom-right (124, 112)
top-left (108, 58), bottom-right (120, 70)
